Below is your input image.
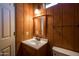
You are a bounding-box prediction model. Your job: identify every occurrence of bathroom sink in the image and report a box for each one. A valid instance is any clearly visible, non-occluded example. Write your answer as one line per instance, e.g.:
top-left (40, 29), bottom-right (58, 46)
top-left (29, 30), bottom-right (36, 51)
top-left (22, 37), bottom-right (48, 50)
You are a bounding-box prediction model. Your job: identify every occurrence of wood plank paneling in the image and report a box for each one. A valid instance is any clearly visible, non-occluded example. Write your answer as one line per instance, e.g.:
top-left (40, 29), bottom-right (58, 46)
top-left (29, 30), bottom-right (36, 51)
top-left (53, 4), bottom-right (63, 26)
top-left (62, 26), bottom-right (74, 50)
top-left (15, 4), bottom-right (24, 55)
top-left (23, 4), bottom-right (33, 40)
top-left (62, 4), bottom-right (74, 26)
top-left (62, 3), bottom-right (74, 51)
top-left (53, 4), bottom-right (63, 48)
top-left (15, 3), bottom-right (34, 55)
top-left (53, 26), bottom-right (63, 47)
top-left (74, 4), bottom-right (79, 52)
top-left (29, 4), bottom-right (34, 38)
top-left (47, 7), bottom-right (54, 47)
top-left (46, 3), bottom-right (79, 53)
top-left (74, 27), bottom-right (79, 52)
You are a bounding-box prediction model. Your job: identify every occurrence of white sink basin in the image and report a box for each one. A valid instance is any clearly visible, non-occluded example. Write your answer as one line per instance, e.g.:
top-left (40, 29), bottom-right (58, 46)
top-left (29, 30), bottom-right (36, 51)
top-left (22, 37), bottom-right (48, 50)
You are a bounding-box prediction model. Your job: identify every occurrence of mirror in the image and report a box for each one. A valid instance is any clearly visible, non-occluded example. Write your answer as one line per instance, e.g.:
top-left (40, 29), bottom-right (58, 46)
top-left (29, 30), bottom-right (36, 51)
top-left (33, 15), bottom-right (47, 37)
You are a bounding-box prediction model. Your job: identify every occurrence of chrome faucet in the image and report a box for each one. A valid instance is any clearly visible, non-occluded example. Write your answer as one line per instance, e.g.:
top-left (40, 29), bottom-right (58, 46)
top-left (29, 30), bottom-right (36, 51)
top-left (35, 37), bottom-right (40, 41)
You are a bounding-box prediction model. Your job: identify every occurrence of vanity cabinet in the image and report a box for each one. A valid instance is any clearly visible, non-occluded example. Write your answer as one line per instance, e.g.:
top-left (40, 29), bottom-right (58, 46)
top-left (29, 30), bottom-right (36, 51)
top-left (21, 42), bottom-right (49, 56)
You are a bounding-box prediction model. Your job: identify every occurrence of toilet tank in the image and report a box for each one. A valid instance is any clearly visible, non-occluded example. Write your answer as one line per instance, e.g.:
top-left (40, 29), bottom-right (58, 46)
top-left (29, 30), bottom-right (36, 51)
top-left (52, 46), bottom-right (79, 56)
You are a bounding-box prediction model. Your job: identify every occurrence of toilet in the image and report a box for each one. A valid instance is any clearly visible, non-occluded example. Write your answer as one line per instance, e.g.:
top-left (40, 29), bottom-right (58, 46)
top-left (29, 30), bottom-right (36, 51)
top-left (52, 46), bottom-right (79, 56)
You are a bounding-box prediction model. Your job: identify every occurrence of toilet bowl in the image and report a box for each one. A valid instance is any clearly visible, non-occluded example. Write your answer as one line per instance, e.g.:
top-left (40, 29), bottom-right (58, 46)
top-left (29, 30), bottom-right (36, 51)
top-left (52, 46), bottom-right (79, 56)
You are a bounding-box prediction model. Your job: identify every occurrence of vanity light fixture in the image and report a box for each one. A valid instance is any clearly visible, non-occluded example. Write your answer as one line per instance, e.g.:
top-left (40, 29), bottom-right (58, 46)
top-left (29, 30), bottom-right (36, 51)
top-left (34, 9), bottom-right (41, 16)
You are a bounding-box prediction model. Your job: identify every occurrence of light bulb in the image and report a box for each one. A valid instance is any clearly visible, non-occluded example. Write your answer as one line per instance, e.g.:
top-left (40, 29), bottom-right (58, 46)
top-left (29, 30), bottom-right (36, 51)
top-left (34, 9), bottom-right (41, 16)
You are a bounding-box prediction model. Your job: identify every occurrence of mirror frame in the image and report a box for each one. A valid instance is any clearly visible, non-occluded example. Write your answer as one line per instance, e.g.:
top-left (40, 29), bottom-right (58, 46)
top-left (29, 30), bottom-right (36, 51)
top-left (33, 15), bottom-right (47, 37)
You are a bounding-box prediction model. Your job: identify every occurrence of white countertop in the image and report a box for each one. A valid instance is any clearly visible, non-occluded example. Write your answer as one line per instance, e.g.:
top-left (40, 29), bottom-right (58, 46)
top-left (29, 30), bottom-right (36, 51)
top-left (22, 38), bottom-right (48, 50)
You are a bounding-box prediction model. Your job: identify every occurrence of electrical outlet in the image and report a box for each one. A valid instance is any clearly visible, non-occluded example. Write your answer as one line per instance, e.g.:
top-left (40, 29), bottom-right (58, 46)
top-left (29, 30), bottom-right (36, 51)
top-left (26, 32), bottom-right (29, 35)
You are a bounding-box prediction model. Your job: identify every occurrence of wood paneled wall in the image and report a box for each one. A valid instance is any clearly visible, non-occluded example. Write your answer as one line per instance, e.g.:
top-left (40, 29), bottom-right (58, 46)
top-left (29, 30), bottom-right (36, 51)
top-left (15, 3), bottom-right (79, 55)
top-left (15, 4), bottom-right (24, 55)
top-left (15, 3), bottom-right (47, 55)
top-left (15, 3), bottom-right (34, 55)
top-left (23, 4), bottom-right (34, 39)
top-left (47, 3), bottom-right (79, 52)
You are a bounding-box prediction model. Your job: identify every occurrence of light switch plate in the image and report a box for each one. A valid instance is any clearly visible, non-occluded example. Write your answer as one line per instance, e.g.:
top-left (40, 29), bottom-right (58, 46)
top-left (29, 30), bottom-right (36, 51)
top-left (26, 32), bottom-right (29, 35)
